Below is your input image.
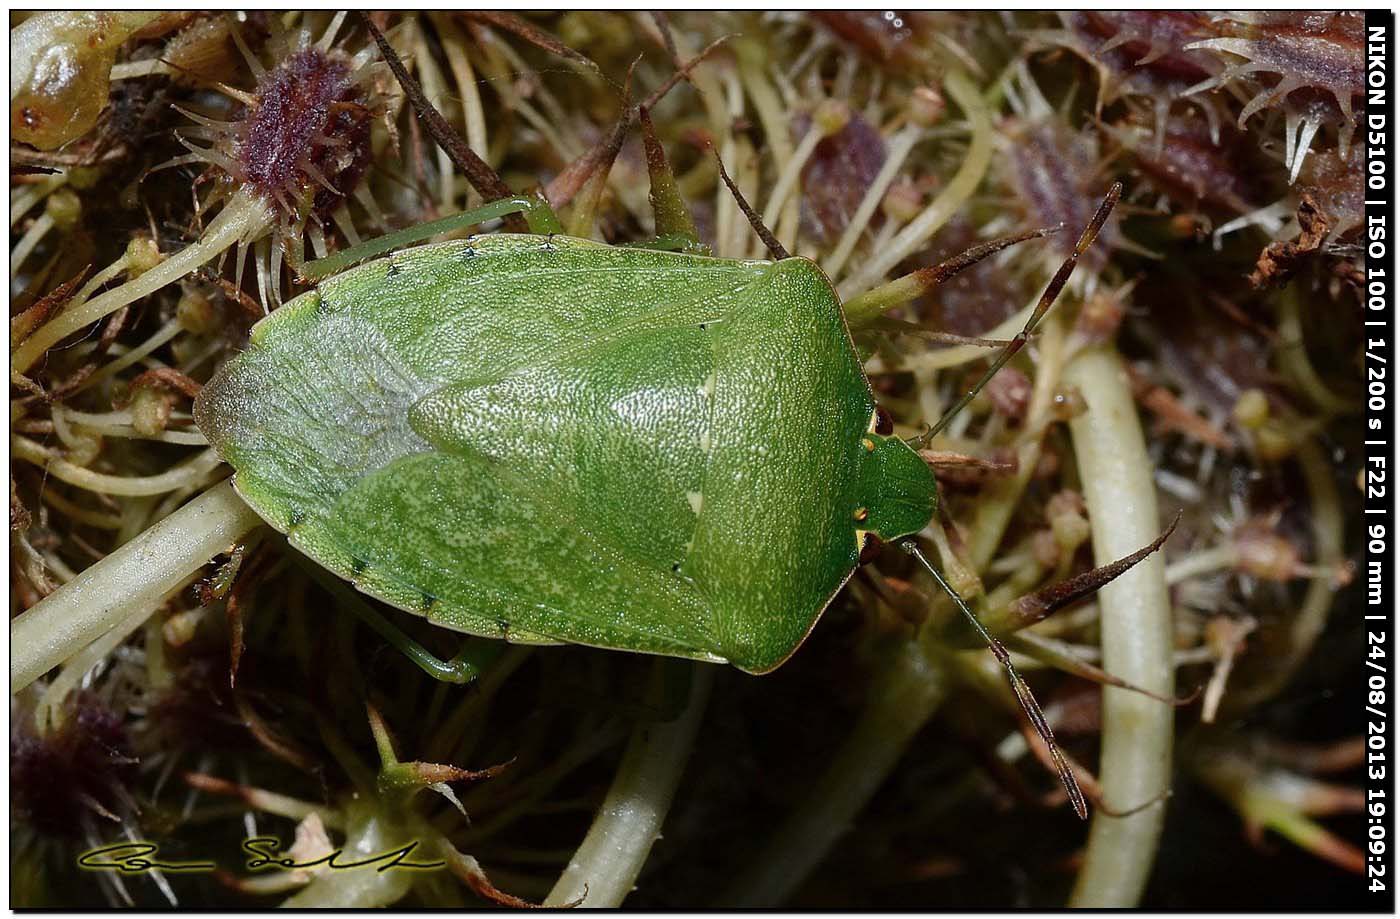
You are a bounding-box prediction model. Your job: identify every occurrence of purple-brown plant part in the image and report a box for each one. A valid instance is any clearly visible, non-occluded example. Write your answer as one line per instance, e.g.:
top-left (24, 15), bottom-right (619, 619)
top-left (809, 10), bottom-right (931, 69)
top-left (1249, 194), bottom-right (1334, 291)
top-left (1184, 12), bottom-right (1364, 183)
top-left (906, 220), bottom-right (1025, 337)
top-left (997, 117), bottom-right (1119, 277)
top-left (983, 366), bottom-right (1032, 422)
top-left (12, 693), bottom-right (138, 838)
top-left (1296, 142), bottom-right (1364, 241)
top-left (1026, 11), bottom-right (1228, 148)
top-left (799, 110), bottom-right (887, 244)
top-left (202, 45), bottom-right (375, 219)
top-left (1145, 288), bottom-right (1275, 418)
top-left (1110, 115), bottom-right (1263, 217)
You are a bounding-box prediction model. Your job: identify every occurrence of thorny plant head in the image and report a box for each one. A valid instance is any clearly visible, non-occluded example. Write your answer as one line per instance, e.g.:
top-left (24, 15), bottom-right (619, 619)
top-left (10, 10), bottom-right (1365, 908)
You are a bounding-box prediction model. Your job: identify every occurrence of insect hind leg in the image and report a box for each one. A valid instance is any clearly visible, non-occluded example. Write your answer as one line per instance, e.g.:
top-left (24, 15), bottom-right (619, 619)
top-left (909, 182), bottom-right (1122, 449)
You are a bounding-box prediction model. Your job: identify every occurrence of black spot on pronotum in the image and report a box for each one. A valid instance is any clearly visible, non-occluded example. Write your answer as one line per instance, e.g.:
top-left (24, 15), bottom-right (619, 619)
top-left (350, 557), bottom-right (368, 582)
top-left (542, 233), bottom-right (557, 252)
top-left (698, 322), bottom-right (708, 331)
top-left (384, 261), bottom-right (401, 278)
top-left (671, 562), bottom-right (682, 573)
top-left (287, 509), bottom-right (306, 531)
top-left (420, 592), bottom-right (437, 614)
top-left (495, 616), bottom-right (511, 638)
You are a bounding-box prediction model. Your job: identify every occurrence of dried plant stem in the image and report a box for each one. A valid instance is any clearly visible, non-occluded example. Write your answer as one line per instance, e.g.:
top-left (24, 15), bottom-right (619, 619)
top-left (721, 640), bottom-right (950, 906)
top-left (546, 663), bottom-right (712, 907)
top-left (1063, 345), bottom-right (1174, 908)
top-left (11, 187), bottom-right (270, 376)
top-left (11, 479), bottom-right (261, 694)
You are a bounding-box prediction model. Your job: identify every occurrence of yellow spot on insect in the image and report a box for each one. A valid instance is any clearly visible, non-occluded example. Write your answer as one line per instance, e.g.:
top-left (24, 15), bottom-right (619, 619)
top-left (686, 491), bottom-right (704, 514)
top-left (862, 438), bottom-right (875, 452)
top-left (853, 507), bottom-right (869, 522)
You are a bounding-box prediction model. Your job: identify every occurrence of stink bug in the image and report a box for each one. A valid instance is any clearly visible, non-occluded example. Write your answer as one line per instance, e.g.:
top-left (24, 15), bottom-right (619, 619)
top-left (192, 22), bottom-right (1123, 816)
top-left (194, 190), bottom-right (1119, 675)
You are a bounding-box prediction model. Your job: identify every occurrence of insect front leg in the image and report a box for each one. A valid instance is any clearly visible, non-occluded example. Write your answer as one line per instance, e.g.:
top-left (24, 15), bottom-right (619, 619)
top-left (299, 193), bottom-right (563, 281)
top-left (899, 539), bottom-right (1088, 819)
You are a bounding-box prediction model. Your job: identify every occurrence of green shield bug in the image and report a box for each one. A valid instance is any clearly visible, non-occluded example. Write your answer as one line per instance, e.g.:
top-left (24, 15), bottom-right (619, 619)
top-left (193, 186), bottom-right (1119, 674)
top-left (188, 22), bottom-right (1123, 816)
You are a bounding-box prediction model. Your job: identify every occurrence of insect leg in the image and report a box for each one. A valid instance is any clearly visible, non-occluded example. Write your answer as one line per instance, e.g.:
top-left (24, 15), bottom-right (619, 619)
top-left (909, 182), bottom-right (1122, 449)
top-left (299, 194), bottom-right (557, 281)
top-left (899, 538), bottom-right (1089, 819)
top-left (293, 554), bottom-right (481, 684)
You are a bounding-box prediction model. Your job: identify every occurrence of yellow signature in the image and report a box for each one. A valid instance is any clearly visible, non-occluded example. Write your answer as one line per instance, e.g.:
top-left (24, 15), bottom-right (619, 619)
top-left (77, 839), bottom-right (445, 874)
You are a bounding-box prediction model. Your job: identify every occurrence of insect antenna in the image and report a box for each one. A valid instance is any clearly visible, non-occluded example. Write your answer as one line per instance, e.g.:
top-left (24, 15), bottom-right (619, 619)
top-left (909, 182), bottom-right (1122, 449)
top-left (899, 539), bottom-right (1089, 819)
top-left (711, 147), bottom-right (790, 261)
top-left (359, 13), bottom-right (521, 224)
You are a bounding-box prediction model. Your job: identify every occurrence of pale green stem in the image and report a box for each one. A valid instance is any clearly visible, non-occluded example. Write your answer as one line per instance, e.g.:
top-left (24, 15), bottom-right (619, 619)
top-left (11, 187), bottom-right (269, 375)
top-left (1276, 286), bottom-right (1354, 415)
top-left (1227, 439), bottom-right (1344, 710)
top-left (1064, 346), bottom-right (1175, 908)
top-left (11, 479), bottom-right (262, 694)
top-left (72, 318), bottom-right (182, 394)
top-left (720, 640), bottom-right (950, 906)
top-left (11, 212), bottom-right (53, 277)
top-left (823, 124), bottom-right (920, 279)
top-left (837, 70), bottom-right (992, 299)
top-left (545, 663), bottom-right (713, 907)
top-left (12, 437), bottom-right (223, 496)
top-left (759, 122), bottom-right (823, 255)
top-left (36, 603), bottom-right (155, 733)
top-left (1164, 543), bottom-right (1236, 586)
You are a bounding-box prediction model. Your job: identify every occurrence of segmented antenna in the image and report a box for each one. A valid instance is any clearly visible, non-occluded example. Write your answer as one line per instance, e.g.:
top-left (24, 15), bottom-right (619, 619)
top-left (359, 14), bottom-right (518, 208)
top-left (900, 539), bottom-right (1089, 819)
top-left (911, 182), bottom-right (1122, 449)
top-left (711, 147), bottom-right (790, 261)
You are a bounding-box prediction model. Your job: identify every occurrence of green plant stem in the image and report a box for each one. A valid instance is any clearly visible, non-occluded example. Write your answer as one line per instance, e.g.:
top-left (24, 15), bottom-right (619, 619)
top-left (10, 479), bottom-right (261, 694)
top-left (12, 187), bottom-right (270, 376)
top-left (1063, 346), bottom-right (1174, 908)
top-left (720, 640), bottom-right (950, 906)
top-left (1226, 438), bottom-right (1344, 711)
top-left (545, 662), bottom-right (713, 907)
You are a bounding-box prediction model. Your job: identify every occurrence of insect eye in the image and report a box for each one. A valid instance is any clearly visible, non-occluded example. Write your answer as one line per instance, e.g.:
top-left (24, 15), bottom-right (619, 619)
top-left (873, 405), bottom-right (894, 436)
